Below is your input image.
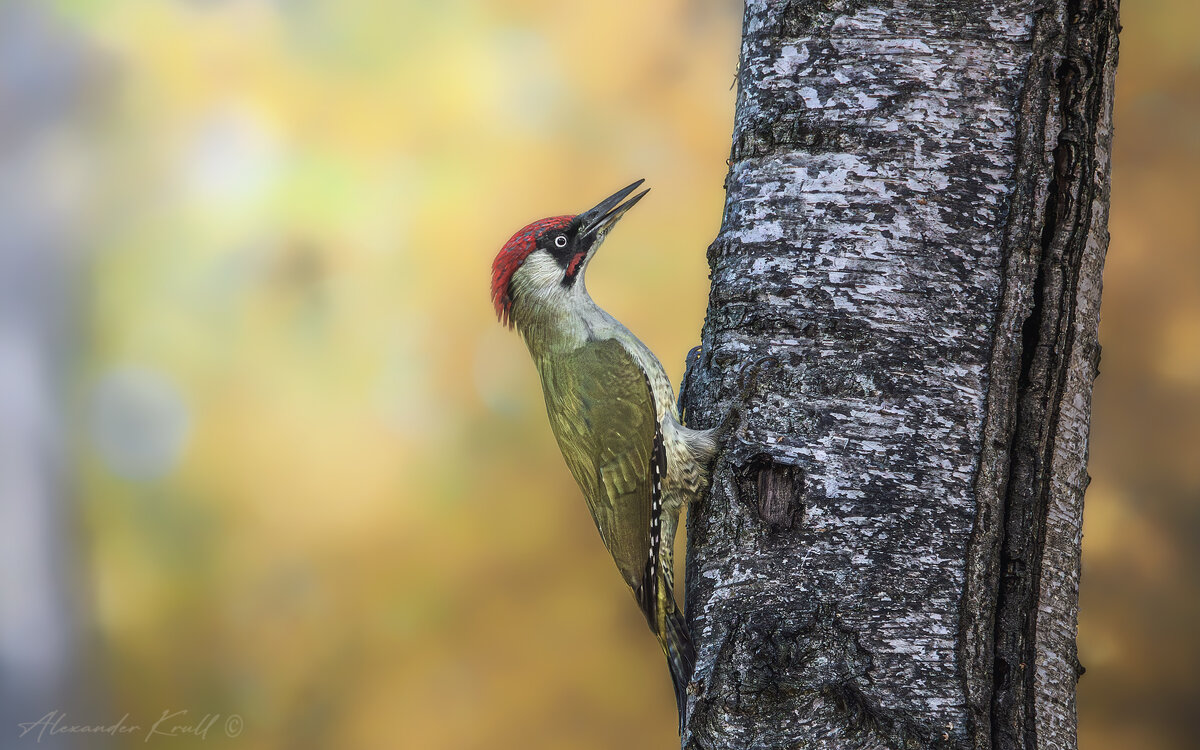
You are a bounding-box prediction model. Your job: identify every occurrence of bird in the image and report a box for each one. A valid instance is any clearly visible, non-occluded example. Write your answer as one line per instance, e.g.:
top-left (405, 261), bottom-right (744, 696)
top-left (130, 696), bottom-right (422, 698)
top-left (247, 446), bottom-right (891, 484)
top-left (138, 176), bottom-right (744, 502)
top-left (490, 179), bottom-right (720, 724)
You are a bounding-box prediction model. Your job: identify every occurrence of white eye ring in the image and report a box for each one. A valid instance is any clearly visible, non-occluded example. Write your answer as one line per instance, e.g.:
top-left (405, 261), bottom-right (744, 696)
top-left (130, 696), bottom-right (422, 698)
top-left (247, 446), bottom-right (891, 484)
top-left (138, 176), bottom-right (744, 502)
top-left (554, 235), bottom-right (567, 248)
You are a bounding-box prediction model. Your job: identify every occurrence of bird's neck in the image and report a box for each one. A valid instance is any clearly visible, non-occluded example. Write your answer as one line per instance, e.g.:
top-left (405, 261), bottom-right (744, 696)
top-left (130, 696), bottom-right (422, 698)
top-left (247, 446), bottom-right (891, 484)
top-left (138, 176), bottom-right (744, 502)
top-left (515, 281), bottom-right (613, 357)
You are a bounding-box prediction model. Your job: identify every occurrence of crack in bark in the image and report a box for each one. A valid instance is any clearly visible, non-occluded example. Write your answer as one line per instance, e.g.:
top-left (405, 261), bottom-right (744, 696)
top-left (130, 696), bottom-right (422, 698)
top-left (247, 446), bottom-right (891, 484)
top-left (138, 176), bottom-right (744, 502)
top-left (962, 2), bottom-right (1119, 749)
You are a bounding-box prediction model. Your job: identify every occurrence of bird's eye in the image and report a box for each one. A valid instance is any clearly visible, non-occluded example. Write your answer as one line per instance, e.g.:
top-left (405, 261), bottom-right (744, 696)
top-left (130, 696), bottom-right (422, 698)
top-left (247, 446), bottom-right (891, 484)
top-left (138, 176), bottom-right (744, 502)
top-left (554, 235), bottom-right (568, 248)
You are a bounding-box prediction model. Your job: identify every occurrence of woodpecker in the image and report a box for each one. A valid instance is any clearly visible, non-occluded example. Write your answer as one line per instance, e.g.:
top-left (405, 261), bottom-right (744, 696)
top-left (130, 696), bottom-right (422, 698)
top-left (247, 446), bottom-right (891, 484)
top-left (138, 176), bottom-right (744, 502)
top-left (491, 179), bottom-right (718, 722)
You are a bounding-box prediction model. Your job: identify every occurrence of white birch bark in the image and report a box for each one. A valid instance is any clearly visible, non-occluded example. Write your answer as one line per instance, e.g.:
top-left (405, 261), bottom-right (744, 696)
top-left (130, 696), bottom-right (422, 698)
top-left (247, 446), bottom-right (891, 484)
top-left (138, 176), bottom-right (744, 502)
top-left (680, 2), bottom-right (1119, 748)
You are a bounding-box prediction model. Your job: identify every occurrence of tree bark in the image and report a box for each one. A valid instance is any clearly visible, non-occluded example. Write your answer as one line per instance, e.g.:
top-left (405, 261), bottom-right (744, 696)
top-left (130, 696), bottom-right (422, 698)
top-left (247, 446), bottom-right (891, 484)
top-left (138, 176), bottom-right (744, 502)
top-left (679, 2), bottom-right (1118, 749)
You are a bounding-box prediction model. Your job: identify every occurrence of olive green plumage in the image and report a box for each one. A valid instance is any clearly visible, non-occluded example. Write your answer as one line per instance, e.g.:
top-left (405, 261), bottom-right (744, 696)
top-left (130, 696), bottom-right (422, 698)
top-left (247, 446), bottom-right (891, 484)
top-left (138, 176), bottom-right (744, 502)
top-left (537, 339), bottom-right (656, 588)
top-left (534, 336), bottom-right (708, 722)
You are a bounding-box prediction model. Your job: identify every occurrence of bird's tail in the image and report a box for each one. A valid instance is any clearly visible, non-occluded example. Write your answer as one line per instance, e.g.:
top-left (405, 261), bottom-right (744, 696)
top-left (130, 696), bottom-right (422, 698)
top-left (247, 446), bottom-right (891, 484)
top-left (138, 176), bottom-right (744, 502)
top-left (637, 570), bottom-right (694, 726)
top-left (636, 508), bottom-right (695, 728)
top-left (660, 596), bottom-right (695, 724)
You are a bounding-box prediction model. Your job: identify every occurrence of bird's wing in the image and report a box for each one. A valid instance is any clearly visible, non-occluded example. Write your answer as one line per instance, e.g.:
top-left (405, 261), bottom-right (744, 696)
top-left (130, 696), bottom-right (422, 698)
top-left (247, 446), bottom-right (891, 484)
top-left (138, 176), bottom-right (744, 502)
top-left (537, 338), bottom-right (656, 589)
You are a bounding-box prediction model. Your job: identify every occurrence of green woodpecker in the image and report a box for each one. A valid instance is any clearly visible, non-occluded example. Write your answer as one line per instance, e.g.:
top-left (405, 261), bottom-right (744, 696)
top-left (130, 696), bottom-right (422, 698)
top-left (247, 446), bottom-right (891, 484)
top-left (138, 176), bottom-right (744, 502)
top-left (490, 180), bottom-right (718, 722)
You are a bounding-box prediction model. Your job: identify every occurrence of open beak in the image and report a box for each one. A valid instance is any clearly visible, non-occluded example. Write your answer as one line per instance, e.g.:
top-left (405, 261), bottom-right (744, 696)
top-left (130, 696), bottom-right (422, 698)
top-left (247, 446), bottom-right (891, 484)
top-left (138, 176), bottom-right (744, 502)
top-left (577, 179), bottom-right (649, 240)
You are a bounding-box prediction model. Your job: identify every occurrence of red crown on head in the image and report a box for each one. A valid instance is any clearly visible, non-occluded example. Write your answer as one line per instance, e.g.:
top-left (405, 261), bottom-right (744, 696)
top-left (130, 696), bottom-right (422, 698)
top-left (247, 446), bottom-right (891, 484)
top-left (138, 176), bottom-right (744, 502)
top-left (491, 215), bottom-right (573, 327)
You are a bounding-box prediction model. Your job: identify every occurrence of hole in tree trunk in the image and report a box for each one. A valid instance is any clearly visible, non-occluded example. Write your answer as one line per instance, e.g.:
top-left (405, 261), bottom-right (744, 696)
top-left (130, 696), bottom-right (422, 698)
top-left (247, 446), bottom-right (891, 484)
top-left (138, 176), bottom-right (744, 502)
top-left (740, 453), bottom-right (805, 531)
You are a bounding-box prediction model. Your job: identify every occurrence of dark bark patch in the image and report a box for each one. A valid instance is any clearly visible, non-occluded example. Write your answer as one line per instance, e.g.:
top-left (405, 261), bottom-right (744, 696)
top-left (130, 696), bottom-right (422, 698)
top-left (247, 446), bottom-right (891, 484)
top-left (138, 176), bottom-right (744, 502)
top-left (733, 114), bottom-right (862, 162)
top-left (755, 0), bottom-right (869, 39)
top-left (739, 453), bottom-right (805, 531)
top-left (686, 608), bottom-right (947, 749)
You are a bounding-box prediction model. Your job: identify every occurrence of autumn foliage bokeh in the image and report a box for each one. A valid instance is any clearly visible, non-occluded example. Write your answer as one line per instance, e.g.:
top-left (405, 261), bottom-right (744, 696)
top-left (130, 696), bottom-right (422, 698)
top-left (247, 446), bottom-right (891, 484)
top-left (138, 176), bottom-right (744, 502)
top-left (4, 1), bottom-right (1196, 749)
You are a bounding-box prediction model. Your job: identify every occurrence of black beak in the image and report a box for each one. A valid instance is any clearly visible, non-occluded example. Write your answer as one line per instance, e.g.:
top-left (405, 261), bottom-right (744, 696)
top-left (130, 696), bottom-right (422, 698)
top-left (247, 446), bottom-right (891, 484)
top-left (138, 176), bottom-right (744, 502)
top-left (576, 179), bottom-right (649, 239)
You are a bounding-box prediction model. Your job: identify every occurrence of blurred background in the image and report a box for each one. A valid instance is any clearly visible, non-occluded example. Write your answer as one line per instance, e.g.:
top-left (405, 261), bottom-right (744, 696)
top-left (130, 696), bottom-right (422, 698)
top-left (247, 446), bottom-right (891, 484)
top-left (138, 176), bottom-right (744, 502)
top-left (0, 1), bottom-right (1193, 748)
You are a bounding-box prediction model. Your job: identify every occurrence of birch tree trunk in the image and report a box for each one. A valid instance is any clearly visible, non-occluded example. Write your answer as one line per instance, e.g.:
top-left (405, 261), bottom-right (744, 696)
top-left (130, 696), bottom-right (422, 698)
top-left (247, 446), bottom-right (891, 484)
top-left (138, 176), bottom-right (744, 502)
top-left (679, 2), bottom-right (1119, 749)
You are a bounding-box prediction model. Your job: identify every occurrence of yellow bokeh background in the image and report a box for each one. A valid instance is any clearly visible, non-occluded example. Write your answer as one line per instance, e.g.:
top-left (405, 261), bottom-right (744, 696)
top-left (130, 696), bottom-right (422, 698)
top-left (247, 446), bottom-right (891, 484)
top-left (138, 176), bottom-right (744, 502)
top-left (14, 0), bottom-right (1197, 748)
